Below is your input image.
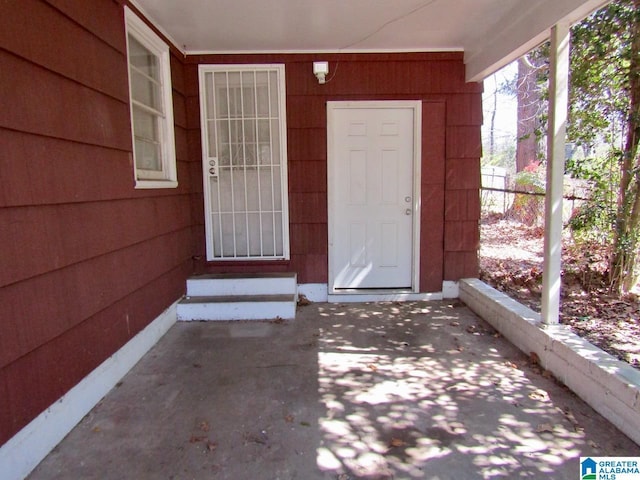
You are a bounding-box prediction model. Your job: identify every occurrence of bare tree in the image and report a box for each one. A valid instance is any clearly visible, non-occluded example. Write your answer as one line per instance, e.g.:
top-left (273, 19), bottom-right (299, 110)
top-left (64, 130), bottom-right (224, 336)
top-left (516, 55), bottom-right (542, 172)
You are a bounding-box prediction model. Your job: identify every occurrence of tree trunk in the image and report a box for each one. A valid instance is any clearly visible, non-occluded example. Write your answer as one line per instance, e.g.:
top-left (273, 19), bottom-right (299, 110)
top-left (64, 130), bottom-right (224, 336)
top-left (516, 55), bottom-right (541, 172)
top-left (490, 75), bottom-right (498, 158)
top-left (611, 0), bottom-right (640, 293)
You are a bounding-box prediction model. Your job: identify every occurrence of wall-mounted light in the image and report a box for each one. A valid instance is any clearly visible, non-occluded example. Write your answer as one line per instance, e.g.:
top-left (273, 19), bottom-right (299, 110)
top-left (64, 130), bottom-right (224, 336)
top-left (313, 61), bottom-right (329, 84)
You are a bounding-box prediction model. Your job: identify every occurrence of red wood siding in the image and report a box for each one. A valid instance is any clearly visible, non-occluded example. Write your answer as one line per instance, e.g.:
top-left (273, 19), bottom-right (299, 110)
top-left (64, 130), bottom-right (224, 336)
top-left (0, 1), bottom-right (194, 445)
top-left (185, 53), bottom-right (482, 287)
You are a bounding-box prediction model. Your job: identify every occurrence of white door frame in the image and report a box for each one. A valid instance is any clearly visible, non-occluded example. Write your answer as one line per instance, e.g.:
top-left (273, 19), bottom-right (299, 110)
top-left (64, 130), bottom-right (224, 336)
top-left (327, 100), bottom-right (422, 294)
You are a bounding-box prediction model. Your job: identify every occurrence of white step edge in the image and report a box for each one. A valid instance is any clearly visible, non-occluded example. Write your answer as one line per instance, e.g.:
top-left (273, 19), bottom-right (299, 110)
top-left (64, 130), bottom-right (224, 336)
top-left (177, 295), bottom-right (296, 321)
top-left (186, 273), bottom-right (297, 297)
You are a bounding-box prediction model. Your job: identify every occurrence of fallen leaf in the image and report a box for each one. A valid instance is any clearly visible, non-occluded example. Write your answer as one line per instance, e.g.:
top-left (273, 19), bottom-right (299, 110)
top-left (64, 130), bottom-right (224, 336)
top-left (368, 364), bottom-right (378, 372)
top-left (190, 435), bottom-right (207, 443)
top-left (529, 352), bottom-right (540, 365)
top-left (207, 441), bottom-right (218, 452)
top-left (389, 437), bottom-right (407, 447)
top-left (449, 321), bottom-right (460, 327)
top-left (284, 414), bottom-right (295, 423)
top-left (297, 294), bottom-right (312, 306)
top-left (199, 421), bottom-right (210, 432)
top-left (92, 426), bottom-right (101, 433)
top-left (536, 423), bottom-right (554, 433)
top-left (528, 389), bottom-right (549, 401)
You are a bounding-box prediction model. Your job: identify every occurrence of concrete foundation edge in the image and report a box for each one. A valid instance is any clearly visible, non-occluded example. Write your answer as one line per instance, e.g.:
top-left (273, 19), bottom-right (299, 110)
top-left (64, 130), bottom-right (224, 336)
top-left (0, 302), bottom-right (179, 480)
top-left (459, 278), bottom-right (640, 446)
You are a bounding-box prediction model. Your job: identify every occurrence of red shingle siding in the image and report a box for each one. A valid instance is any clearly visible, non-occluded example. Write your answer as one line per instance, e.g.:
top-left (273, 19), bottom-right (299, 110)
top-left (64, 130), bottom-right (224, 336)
top-left (0, 1), bottom-right (193, 445)
top-left (186, 53), bottom-right (482, 285)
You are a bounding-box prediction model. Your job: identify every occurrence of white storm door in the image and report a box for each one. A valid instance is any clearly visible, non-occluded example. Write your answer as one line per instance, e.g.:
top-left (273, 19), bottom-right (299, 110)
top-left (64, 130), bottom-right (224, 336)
top-left (198, 65), bottom-right (289, 260)
top-left (328, 102), bottom-right (420, 290)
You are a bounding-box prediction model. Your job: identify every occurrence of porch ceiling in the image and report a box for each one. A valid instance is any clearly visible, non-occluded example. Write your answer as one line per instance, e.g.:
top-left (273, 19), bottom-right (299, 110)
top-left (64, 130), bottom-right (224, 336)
top-left (131, 0), bottom-right (609, 81)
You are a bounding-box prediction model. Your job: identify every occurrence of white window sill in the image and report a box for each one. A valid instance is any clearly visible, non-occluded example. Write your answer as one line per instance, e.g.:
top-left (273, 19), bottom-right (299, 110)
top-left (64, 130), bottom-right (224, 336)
top-left (135, 179), bottom-right (179, 189)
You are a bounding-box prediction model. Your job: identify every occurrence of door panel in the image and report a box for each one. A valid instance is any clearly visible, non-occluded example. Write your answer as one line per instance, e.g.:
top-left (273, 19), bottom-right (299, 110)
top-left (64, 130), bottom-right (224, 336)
top-left (329, 103), bottom-right (417, 290)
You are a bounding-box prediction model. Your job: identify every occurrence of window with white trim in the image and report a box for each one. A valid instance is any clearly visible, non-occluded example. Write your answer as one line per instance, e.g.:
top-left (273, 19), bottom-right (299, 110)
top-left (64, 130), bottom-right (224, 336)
top-left (125, 7), bottom-right (177, 189)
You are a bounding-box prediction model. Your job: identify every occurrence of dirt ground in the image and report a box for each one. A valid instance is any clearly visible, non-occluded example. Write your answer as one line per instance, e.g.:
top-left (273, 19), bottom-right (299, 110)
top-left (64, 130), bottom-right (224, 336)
top-left (479, 214), bottom-right (640, 370)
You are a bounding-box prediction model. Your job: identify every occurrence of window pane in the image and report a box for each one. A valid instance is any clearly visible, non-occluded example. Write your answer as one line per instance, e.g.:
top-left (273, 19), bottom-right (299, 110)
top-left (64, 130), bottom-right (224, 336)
top-left (134, 138), bottom-right (161, 171)
top-left (246, 169), bottom-right (260, 211)
top-left (259, 166), bottom-right (274, 211)
top-left (218, 213), bottom-right (234, 256)
top-left (274, 213), bottom-right (283, 256)
top-left (269, 71), bottom-right (279, 117)
top-left (232, 171), bottom-right (246, 211)
top-left (218, 169), bottom-right (232, 212)
top-left (227, 72), bottom-right (241, 117)
top-left (241, 72), bottom-right (256, 117)
top-left (272, 166), bottom-right (282, 210)
top-left (131, 70), bottom-right (161, 111)
top-left (133, 107), bottom-right (159, 141)
top-left (247, 212), bottom-right (261, 255)
top-left (204, 73), bottom-right (215, 119)
top-left (234, 212), bottom-right (248, 256)
top-left (216, 120), bottom-right (229, 166)
top-left (206, 120), bottom-right (217, 157)
top-left (243, 120), bottom-right (256, 166)
top-left (256, 72), bottom-right (270, 117)
top-left (128, 35), bottom-right (159, 79)
top-left (209, 177), bottom-right (220, 212)
top-left (261, 212), bottom-right (275, 255)
top-left (270, 119), bottom-right (280, 165)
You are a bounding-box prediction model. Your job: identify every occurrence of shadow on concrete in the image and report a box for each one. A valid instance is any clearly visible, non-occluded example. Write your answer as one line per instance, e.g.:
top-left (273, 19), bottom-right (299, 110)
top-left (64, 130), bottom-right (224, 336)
top-left (28, 301), bottom-right (640, 479)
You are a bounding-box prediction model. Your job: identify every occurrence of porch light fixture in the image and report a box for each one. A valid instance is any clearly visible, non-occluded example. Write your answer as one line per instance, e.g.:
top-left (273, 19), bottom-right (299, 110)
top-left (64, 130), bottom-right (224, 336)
top-left (313, 61), bottom-right (329, 84)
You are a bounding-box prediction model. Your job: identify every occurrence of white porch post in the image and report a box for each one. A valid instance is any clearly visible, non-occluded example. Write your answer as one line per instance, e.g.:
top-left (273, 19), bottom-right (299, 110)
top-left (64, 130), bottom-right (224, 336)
top-left (541, 23), bottom-right (570, 324)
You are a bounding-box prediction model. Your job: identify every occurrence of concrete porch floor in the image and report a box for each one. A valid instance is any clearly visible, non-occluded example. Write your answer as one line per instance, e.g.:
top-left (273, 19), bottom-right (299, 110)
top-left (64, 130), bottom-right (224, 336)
top-left (28, 301), bottom-right (640, 479)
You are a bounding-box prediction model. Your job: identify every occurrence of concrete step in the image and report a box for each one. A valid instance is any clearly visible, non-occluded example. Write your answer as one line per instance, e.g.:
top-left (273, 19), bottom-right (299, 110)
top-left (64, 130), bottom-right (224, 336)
top-left (177, 294), bottom-right (297, 321)
top-left (186, 272), bottom-right (297, 297)
top-left (179, 273), bottom-right (298, 321)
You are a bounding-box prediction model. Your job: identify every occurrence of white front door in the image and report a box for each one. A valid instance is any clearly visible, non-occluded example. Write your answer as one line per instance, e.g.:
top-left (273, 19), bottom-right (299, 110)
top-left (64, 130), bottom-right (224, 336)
top-left (328, 101), bottom-right (420, 291)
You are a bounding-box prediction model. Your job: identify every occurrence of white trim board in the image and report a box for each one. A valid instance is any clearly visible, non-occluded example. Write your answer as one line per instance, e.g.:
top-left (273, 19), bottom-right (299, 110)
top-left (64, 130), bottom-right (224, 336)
top-left (0, 302), bottom-right (178, 480)
top-left (328, 292), bottom-right (442, 303)
top-left (299, 281), bottom-right (458, 303)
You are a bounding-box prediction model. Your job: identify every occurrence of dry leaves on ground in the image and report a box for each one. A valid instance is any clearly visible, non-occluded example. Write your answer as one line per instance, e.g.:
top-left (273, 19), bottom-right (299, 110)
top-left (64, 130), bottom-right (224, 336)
top-left (480, 215), bottom-right (640, 370)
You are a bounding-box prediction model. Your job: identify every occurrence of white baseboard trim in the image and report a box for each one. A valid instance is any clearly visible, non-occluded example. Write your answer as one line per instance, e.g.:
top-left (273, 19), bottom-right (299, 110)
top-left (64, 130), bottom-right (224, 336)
top-left (0, 302), bottom-right (178, 480)
top-left (328, 291), bottom-right (443, 303)
top-left (301, 282), bottom-right (457, 303)
top-left (297, 283), bottom-right (329, 302)
top-left (442, 281), bottom-right (459, 299)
